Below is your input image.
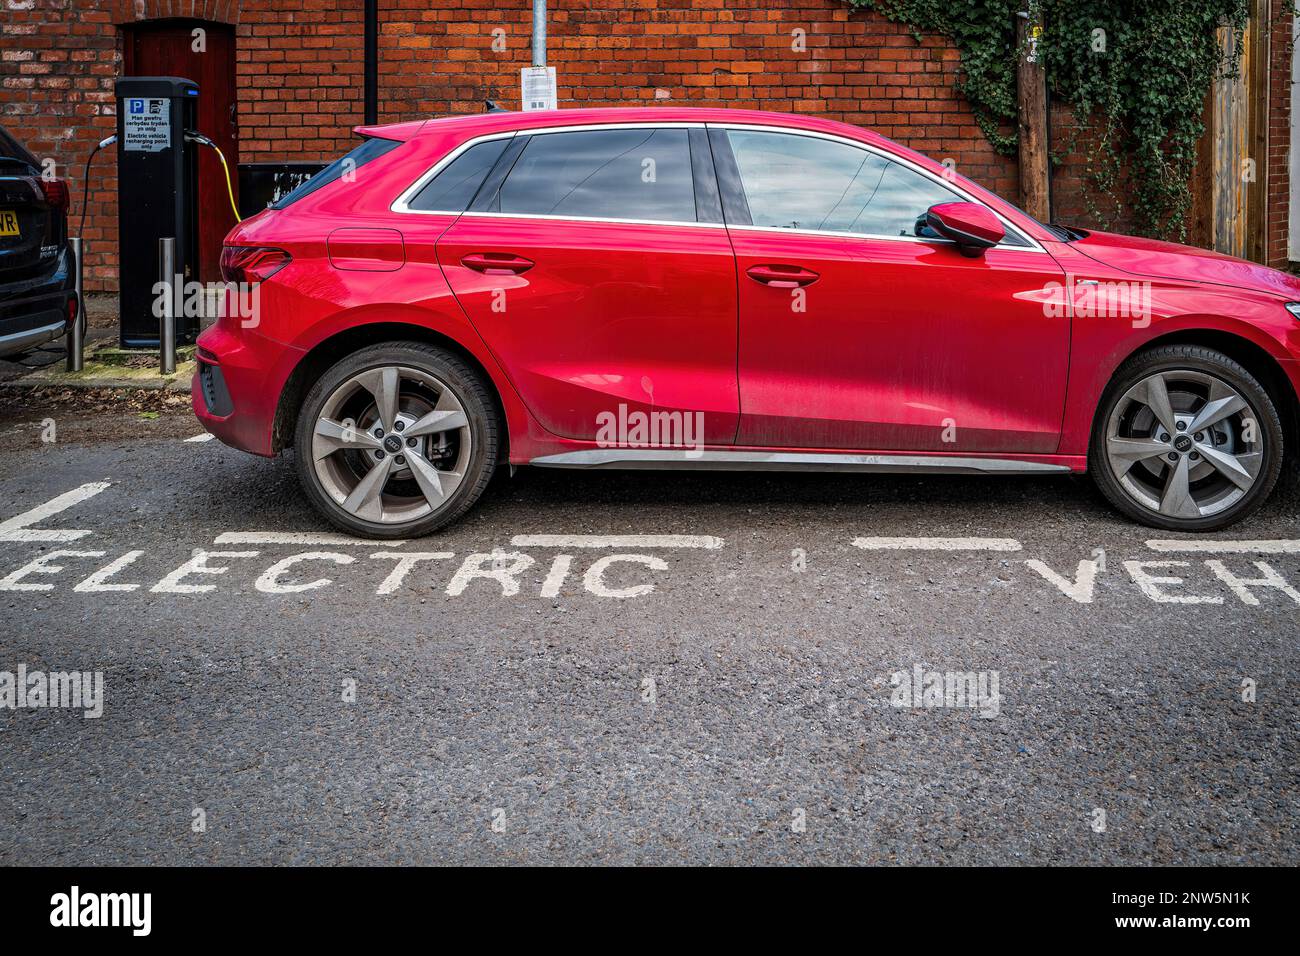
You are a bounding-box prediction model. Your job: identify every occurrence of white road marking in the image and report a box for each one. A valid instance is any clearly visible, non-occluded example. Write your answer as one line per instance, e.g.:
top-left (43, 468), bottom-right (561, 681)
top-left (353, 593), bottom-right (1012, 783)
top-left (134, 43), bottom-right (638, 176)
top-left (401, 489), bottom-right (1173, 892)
top-left (510, 534), bottom-right (724, 549)
top-left (0, 482), bottom-right (111, 542)
top-left (214, 532), bottom-right (406, 546)
top-left (185, 433), bottom-right (216, 443)
top-left (851, 536), bottom-right (1022, 552)
top-left (1146, 539), bottom-right (1300, 554)
top-left (1025, 558), bottom-right (1101, 604)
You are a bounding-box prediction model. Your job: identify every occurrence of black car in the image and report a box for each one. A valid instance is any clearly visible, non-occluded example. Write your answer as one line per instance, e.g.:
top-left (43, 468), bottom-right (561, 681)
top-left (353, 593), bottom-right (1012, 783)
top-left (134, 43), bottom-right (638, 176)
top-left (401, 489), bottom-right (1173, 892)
top-left (0, 124), bottom-right (76, 358)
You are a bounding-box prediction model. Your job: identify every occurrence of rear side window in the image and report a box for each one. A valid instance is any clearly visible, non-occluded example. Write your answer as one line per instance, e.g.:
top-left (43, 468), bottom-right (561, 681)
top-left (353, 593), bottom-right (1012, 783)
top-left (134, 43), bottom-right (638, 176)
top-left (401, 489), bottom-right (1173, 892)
top-left (270, 136), bottom-right (401, 210)
top-left (406, 138), bottom-right (509, 212)
top-left (489, 128), bottom-right (697, 223)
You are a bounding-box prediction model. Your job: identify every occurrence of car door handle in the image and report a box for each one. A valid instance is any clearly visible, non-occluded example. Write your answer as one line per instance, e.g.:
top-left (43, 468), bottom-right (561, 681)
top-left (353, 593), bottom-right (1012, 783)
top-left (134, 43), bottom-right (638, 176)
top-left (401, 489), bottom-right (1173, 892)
top-left (746, 264), bottom-right (819, 288)
top-left (461, 253), bottom-right (534, 275)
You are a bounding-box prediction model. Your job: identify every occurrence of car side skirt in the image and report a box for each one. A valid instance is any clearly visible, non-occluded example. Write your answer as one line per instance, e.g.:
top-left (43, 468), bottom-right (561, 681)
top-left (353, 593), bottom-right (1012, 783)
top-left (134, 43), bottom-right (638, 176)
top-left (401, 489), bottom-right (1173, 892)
top-left (529, 449), bottom-right (1076, 474)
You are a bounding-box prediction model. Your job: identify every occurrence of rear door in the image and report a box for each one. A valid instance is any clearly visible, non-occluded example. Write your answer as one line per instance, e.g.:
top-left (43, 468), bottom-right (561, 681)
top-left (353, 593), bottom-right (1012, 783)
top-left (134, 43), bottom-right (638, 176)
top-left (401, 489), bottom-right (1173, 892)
top-left (0, 127), bottom-right (59, 281)
top-left (434, 125), bottom-right (739, 446)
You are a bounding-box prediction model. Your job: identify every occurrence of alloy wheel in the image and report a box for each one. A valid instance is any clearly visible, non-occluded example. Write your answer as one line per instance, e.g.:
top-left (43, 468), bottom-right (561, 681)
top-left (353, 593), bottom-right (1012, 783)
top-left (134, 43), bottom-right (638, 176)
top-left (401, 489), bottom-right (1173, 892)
top-left (310, 365), bottom-right (472, 525)
top-left (1103, 369), bottom-right (1264, 520)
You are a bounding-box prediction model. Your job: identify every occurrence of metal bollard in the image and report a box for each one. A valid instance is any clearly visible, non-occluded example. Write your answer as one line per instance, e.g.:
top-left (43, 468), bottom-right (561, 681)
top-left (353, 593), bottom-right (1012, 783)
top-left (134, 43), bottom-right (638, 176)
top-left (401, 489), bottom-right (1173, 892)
top-left (66, 237), bottom-right (84, 372)
top-left (159, 236), bottom-right (176, 375)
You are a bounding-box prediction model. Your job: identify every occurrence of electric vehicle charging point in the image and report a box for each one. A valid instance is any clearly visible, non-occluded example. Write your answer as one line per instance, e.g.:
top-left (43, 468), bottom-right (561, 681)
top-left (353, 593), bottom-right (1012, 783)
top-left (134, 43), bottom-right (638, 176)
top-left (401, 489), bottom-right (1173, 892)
top-left (113, 76), bottom-right (200, 350)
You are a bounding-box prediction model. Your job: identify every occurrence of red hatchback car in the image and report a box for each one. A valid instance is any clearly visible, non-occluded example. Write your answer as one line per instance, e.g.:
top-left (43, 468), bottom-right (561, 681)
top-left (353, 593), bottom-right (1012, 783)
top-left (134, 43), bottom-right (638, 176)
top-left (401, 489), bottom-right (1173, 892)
top-left (195, 107), bottom-right (1300, 538)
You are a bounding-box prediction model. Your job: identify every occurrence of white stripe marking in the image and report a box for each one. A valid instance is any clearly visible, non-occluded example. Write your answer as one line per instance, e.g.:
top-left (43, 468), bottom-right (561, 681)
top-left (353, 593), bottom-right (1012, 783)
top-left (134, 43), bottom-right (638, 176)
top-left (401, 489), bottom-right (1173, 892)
top-left (214, 532), bottom-right (407, 546)
top-left (510, 534), bottom-right (724, 549)
top-left (1146, 539), bottom-right (1300, 554)
top-left (0, 482), bottom-right (111, 542)
top-left (185, 433), bottom-right (216, 443)
top-left (852, 536), bottom-right (1023, 552)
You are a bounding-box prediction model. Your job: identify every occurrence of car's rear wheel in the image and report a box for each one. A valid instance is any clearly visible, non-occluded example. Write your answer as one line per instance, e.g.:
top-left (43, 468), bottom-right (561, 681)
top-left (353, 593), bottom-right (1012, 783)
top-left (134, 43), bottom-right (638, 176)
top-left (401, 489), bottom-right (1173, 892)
top-left (1090, 345), bottom-right (1284, 531)
top-left (294, 342), bottom-right (498, 538)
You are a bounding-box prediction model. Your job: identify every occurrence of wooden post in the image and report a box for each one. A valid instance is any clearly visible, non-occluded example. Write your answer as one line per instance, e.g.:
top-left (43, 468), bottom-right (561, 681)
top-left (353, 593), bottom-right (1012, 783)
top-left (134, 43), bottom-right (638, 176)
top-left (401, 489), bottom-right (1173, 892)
top-left (1017, 7), bottom-right (1051, 221)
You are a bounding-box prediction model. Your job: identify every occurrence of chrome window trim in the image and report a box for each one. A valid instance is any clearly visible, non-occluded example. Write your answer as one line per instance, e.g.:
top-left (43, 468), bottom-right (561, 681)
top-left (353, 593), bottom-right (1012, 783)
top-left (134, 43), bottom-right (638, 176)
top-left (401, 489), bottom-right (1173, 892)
top-left (711, 122), bottom-right (1046, 253)
top-left (389, 120), bottom-right (1048, 253)
top-left (455, 211), bottom-right (726, 229)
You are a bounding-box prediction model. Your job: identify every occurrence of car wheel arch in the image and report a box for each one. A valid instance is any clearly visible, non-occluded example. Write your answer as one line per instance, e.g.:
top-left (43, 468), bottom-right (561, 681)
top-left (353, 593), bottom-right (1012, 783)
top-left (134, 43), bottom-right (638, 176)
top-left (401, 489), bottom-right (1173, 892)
top-left (1091, 328), bottom-right (1299, 471)
top-left (271, 320), bottom-right (510, 458)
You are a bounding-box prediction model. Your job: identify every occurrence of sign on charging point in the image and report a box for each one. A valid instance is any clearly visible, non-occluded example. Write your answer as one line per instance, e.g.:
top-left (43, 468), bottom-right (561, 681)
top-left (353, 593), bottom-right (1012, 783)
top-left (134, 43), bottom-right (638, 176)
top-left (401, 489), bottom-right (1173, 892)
top-left (521, 66), bottom-right (557, 111)
top-left (122, 97), bottom-right (171, 152)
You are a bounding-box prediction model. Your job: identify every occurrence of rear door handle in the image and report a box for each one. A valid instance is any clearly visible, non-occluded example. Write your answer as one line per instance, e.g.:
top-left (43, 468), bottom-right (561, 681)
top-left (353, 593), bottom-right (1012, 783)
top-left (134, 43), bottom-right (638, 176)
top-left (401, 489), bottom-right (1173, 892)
top-left (746, 264), bottom-right (819, 288)
top-left (461, 253), bottom-right (534, 275)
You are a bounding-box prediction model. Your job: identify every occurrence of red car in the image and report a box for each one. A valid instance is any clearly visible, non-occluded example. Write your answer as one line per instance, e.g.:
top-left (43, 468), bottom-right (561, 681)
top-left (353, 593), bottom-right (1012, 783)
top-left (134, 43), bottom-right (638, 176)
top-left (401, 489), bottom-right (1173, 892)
top-left (195, 107), bottom-right (1300, 538)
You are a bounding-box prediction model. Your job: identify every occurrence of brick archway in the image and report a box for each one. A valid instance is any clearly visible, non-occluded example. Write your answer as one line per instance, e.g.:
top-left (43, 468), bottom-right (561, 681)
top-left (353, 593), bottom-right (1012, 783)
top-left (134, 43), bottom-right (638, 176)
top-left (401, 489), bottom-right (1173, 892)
top-left (109, 0), bottom-right (240, 26)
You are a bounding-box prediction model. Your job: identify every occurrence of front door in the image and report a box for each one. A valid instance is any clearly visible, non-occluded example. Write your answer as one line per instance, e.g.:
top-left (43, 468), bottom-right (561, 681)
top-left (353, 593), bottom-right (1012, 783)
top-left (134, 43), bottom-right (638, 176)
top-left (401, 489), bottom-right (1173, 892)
top-left (125, 19), bottom-right (238, 283)
top-left (718, 127), bottom-right (1069, 454)
top-left (436, 126), bottom-right (739, 446)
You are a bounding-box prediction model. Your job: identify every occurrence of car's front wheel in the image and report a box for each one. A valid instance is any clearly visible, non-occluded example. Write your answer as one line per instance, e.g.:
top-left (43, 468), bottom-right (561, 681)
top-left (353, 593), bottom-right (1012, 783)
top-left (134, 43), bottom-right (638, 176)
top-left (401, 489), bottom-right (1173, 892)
top-left (294, 342), bottom-right (499, 538)
top-left (1090, 345), bottom-right (1284, 532)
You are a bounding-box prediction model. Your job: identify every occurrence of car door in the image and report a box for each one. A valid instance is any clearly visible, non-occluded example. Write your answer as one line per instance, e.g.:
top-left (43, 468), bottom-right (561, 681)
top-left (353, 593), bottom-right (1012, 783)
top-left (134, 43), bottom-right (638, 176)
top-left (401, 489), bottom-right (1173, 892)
top-left (433, 125), bottom-right (739, 446)
top-left (715, 126), bottom-right (1069, 454)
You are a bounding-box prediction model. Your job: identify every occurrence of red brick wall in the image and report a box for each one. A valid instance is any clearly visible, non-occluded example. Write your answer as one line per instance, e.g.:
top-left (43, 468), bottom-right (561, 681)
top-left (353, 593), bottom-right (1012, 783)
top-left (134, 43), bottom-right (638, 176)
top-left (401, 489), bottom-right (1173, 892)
top-left (0, 0), bottom-right (1291, 292)
top-left (1266, 0), bottom-right (1291, 270)
top-left (236, 0), bottom-right (364, 161)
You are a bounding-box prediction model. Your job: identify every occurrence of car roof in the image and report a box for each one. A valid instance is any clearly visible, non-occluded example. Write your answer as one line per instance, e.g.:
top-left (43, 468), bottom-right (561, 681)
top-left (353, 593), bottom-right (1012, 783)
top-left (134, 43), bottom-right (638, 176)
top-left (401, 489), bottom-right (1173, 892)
top-left (350, 107), bottom-right (1055, 244)
top-left (355, 107), bottom-right (902, 153)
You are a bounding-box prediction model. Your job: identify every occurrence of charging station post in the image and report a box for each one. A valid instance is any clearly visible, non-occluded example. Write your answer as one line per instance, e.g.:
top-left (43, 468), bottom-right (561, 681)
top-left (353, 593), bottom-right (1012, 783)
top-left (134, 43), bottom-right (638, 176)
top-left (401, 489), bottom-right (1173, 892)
top-left (113, 76), bottom-right (200, 350)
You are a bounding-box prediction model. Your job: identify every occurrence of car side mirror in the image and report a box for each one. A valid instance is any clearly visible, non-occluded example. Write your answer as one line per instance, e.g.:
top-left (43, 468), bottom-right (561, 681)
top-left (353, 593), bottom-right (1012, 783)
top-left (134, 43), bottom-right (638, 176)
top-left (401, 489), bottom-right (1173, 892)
top-left (924, 202), bottom-right (1005, 257)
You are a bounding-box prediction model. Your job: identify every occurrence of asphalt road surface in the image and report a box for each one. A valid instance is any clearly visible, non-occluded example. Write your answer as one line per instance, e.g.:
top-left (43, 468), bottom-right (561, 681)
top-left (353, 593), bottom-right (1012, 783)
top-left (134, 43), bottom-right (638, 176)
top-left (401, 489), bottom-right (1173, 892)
top-left (1, 401), bottom-right (1297, 865)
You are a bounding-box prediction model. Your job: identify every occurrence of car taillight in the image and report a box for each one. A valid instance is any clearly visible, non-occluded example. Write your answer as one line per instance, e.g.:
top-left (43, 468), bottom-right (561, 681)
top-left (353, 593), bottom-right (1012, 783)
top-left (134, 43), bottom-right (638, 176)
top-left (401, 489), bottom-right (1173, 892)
top-left (66, 294), bottom-right (78, 329)
top-left (220, 246), bottom-right (291, 283)
top-left (39, 178), bottom-right (70, 212)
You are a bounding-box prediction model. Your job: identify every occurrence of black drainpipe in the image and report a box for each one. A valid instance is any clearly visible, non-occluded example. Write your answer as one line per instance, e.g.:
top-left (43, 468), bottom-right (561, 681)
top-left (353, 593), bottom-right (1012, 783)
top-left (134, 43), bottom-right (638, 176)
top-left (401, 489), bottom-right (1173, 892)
top-left (364, 0), bottom-right (379, 125)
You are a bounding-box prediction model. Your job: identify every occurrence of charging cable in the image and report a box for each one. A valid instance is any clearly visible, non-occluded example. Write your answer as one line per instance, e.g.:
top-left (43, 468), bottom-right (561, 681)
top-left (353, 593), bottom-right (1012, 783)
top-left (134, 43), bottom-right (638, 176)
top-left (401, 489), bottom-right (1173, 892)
top-left (185, 131), bottom-right (242, 223)
top-left (78, 134), bottom-right (117, 238)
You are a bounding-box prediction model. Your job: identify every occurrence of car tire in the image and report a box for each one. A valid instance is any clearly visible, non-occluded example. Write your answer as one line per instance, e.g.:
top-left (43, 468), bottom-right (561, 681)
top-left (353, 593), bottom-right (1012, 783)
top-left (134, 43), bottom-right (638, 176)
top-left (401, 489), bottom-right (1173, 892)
top-left (1089, 345), bottom-right (1284, 532)
top-left (293, 341), bottom-right (499, 539)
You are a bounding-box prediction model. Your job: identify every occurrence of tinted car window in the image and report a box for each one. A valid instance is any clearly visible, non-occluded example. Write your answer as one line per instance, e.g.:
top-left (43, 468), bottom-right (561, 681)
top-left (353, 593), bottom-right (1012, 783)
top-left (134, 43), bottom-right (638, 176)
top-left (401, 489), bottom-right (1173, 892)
top-left (727, 129), bottom-right (1005, 241)
top-left (493, 128), bottom-right (697, 223)
top-left (270, 136), bottom-right (402, 210)
top-left (407, 138), bottom-right (509, 212)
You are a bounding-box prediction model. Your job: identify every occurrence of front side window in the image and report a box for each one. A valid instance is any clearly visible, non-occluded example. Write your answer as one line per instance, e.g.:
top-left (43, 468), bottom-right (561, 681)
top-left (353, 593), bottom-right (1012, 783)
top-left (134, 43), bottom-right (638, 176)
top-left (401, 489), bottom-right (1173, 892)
top-left (489, 128), bottom-right (697, 223)
top-left (726, 129), bottom-right (1015, 242)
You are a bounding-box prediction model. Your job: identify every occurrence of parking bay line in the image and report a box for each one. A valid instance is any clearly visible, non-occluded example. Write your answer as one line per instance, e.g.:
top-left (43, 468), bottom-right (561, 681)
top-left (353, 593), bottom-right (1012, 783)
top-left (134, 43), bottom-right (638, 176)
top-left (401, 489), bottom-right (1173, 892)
top-left (214, 532), bottom-right (407, 546)
top-left (185, 433), bottom-right (216, 443)
top-left (510, 534), bottom-right (724, 549)
top-left (0, 481), bottom-right (111, 542)
top-left (851, 536), bottom-right (1022, 552)
top-left (1146, 539), bottom-right (1300, 554)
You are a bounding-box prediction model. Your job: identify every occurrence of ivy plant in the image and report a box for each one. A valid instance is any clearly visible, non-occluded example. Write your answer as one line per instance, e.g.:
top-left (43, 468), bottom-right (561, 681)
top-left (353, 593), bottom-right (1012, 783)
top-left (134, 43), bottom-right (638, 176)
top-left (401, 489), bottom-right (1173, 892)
top-left (845, 0), bottom-right (1251, 239)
